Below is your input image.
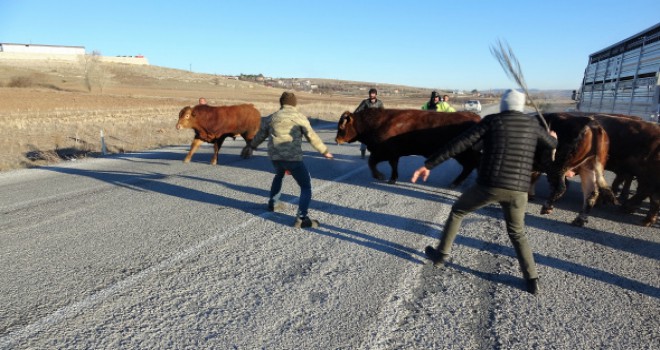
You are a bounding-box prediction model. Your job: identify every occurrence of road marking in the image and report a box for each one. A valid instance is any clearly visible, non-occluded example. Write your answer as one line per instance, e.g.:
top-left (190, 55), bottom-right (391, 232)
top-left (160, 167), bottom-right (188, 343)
top-left (0, 164), bottom-right (367, 348)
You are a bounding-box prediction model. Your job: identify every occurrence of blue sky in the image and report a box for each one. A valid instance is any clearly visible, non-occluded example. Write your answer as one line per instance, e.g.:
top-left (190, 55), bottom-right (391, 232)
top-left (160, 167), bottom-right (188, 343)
top-left (2, 0), bottom-right (659, 91)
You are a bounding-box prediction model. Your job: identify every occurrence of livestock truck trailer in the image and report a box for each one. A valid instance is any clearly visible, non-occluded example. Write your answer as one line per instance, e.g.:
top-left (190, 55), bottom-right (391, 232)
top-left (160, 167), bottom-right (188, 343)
top-left (572, 22), bottom-right (660, 122)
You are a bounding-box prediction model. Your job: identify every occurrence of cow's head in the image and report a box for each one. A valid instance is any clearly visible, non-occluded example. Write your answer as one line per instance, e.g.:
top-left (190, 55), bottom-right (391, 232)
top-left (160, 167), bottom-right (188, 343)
top-left (335, 111), bottom-right (358, 144)
top-left (176, 106), bottom-right (194, 130)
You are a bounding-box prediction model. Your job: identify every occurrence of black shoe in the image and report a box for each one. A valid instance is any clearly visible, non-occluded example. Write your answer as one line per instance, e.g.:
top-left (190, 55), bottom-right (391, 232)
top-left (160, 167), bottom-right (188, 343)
top-left (294, 216), bottom-right (319, 228)
top-left (424, 246), bottom-right (448, 267)
top-left (526, 278), bottom-right (540, 295)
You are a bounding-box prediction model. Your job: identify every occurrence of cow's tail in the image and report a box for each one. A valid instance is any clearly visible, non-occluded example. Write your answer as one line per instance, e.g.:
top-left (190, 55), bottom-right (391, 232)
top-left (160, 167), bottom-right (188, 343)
top-left (552, 121), bottom-right (591, 180)
top-left (590, 120), bottom-right (619, 205)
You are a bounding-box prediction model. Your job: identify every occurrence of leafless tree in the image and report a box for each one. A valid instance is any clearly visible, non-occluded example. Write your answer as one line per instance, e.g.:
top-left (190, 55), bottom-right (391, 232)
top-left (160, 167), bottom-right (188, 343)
top-left (79, 50), bottom-right (105, 93)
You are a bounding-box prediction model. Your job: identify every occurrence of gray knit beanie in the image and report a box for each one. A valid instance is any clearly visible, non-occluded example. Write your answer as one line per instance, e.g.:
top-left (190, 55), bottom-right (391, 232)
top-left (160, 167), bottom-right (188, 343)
top-left (500, 89), bottom-right (525, 112)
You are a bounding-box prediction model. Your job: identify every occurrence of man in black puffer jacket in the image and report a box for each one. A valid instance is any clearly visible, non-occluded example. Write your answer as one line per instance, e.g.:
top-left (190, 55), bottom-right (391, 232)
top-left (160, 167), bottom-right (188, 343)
top-left (411, 89), bottom-right (557, 295)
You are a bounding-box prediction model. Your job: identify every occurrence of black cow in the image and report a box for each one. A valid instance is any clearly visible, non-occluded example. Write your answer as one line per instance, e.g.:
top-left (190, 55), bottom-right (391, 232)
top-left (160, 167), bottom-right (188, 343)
top-left (591, 113), bottom-right (660, 227)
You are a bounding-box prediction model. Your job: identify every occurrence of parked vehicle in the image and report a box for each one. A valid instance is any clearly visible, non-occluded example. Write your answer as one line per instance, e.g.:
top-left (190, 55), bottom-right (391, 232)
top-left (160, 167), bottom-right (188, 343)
top-left (572, 22), bottom-right (660, 122)
top-left (463, 100), bottom-right (481, 113)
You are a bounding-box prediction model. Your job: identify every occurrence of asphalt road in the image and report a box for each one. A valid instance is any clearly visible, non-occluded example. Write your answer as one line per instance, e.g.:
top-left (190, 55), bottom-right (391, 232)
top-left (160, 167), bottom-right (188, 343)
top-left (0, 120), bottom-right (658, 349)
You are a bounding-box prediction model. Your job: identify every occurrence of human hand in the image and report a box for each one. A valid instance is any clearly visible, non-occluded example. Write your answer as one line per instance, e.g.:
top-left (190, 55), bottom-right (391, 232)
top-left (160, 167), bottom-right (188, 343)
top-left (411, 166), bottom-right (431, 183)
top-left (324, 152), bottom-right (334, 159)
top-left (549, 130), bottom-right (557, 139)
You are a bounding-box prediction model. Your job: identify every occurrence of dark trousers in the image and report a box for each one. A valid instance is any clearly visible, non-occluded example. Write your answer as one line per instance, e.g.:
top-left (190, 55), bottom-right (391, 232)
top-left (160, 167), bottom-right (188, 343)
top-left (269, 160), bottom-right (312, 218)
top-left (437, 184), bottom-right (538, 280)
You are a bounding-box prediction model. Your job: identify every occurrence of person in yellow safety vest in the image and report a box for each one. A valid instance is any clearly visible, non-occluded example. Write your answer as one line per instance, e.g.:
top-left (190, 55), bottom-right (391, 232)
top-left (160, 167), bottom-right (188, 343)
top-left (440, 95), bottom-right (456, 112)
top-left (421, 91), bottom-right (456, 112)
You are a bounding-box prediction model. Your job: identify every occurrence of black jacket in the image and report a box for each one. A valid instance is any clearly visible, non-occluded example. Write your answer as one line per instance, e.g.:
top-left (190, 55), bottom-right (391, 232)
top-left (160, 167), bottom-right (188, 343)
top-left (425, 111), bottom-right (557, 192)
top-left (353, 98), bottom-right (384, 113)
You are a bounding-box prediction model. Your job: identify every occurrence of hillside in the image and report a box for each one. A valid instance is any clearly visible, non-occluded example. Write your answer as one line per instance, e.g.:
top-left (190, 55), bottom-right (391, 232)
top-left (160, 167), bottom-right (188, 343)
top-left (0, 58), bottom-right (570, 172)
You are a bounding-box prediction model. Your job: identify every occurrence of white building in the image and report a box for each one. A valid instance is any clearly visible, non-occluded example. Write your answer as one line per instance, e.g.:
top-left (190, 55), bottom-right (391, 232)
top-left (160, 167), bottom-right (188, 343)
top-left (0, 42), bottom-right (149, 65)
top-left (0, 43), bottom-right (85, 55)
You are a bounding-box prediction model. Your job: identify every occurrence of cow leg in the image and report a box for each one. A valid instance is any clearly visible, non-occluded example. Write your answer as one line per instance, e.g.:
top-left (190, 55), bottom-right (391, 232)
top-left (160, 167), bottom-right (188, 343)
top-left (541, 167), bottom-right (568, 215)
top-left (611, 173), bottom-right (624, 194)
top-left (184, 138), bottom-right (204, 163)
top-left (211, 136), bottom-right (229, 165)
top-left (242, 132), bottom-right (255, 146)
top-left (619, 176), bottom-right (634, 203)
top-left (240, 134), bottom-right (253, 159)
top-left (621, 180), bottom-right (649, 213)
top-left (449, 166), bottom-right (472, 188)
top-left (387, 158), bottom-right (399, 184)
top-left (642, 193), bottom-right (659, 227)
top-left (571, 168), bottom-right (598, 227)
top-left (368, 154), bottom-right (385, 181)
top-left (615, 174), bottom-right (634, 203)
top-left (451, 152), bottom-right (479, 188)
top-left (594, 162), bottom-right (619, 206)
top-left (621, 192), bottom-right (645, 213)
top-left (528, 171), bottom-right (542, 201)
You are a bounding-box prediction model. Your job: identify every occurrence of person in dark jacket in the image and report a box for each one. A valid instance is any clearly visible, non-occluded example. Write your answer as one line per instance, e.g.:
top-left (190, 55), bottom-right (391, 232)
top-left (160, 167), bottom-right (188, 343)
top-left (354, 88), bottom-right (384, 159)
top-left (411, 89), bottom-right (557, 295)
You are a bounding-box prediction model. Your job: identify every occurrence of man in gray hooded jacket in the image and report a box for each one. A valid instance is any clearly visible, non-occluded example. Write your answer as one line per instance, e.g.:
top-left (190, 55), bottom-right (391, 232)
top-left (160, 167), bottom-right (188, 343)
top-left (411, 89), bottom-right (557, 295)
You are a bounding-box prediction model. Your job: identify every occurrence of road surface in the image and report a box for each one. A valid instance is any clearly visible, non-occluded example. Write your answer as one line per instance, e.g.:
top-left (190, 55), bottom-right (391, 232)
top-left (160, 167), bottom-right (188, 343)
top-left (1, 120), bottom-right (658, 349)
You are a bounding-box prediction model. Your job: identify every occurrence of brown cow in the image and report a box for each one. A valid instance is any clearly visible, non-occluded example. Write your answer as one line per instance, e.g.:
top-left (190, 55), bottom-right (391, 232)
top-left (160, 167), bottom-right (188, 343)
top-left (176, 104), bottom-right (261, 165)
top-left (530, 113), bottom-right (618, 226)
top-left (591, 113), bottom-right (660, 226)
top-left (335, 108), bottom-right (481, 186)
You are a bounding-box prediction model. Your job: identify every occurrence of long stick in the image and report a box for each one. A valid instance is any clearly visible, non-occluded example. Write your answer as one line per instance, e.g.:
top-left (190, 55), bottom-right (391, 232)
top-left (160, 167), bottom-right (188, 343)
top-left (490, 39), bottom-right (549, 131)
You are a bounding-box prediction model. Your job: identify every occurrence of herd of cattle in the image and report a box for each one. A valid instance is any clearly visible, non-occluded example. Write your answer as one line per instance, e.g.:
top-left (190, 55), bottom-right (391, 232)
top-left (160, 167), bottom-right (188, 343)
top-left (176, 103), bottom-right (660, 228)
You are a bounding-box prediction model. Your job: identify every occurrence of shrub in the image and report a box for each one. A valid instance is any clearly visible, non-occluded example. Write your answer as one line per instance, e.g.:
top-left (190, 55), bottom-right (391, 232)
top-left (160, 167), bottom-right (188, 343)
top-left (8, 76), bottom-right (34, 88)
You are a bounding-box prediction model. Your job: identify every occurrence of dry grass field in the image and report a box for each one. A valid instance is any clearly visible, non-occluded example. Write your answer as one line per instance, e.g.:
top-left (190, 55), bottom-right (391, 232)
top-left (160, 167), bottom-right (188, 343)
top-left (0, 59), bottom-right (436, 171)
top-left (0, 58), bottom-right (569, 172)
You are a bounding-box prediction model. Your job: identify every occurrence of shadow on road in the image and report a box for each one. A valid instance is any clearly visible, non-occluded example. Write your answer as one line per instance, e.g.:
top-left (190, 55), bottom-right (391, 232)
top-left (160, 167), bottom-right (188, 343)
top-left (42, 144), bottom-right (659, 299)
top-left (43, 166), bottom-right (265, 214)
top-left (421, 216), bottom-right (660, 299)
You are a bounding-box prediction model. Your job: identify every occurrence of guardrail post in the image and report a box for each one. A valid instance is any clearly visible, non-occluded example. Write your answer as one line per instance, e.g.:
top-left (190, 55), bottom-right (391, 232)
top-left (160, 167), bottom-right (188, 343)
top-left (100, 129), bottom-right (107, 155)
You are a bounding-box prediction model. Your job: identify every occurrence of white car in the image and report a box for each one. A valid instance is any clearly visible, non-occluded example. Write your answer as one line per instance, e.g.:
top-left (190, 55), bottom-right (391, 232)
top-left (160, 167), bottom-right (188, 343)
top-left (464, 100), bottom-right (481, 113)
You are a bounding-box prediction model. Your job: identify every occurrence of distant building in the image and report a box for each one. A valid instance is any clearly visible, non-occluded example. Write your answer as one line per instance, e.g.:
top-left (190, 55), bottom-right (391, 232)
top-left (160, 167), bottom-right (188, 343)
top-left (0, 43), bottom-right (85, 55)
top-left (0, 42), bottom-right (148, 65)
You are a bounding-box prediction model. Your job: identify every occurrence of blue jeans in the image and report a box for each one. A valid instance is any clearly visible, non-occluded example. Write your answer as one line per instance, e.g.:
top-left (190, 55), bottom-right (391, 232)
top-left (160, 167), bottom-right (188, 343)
top-left (269, 160), bottom-right (312, 218)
